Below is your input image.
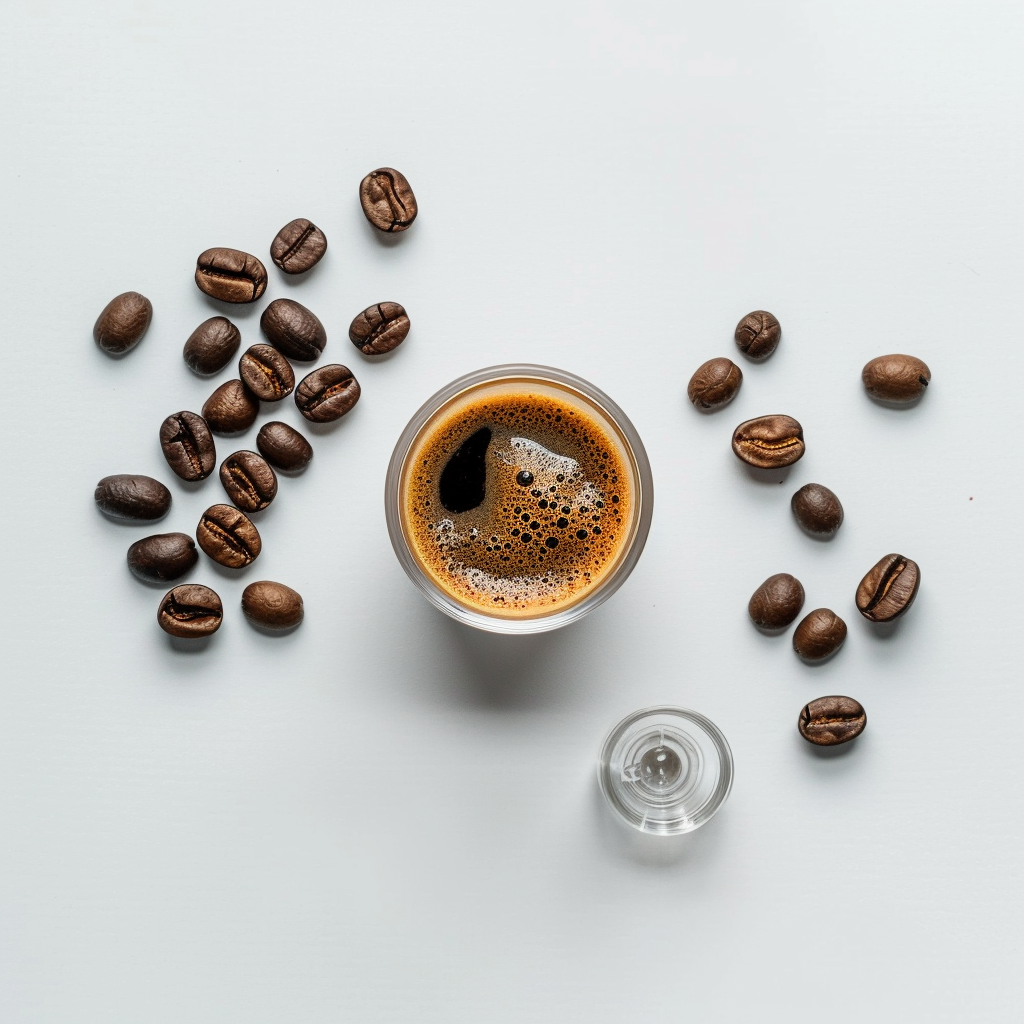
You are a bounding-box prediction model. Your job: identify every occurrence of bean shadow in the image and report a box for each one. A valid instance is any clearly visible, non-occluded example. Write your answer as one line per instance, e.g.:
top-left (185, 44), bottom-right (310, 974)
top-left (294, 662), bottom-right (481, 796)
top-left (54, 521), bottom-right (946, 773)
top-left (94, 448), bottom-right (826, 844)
top-left (735, 460), bottom-right (792, 486)
top-left (360, 216), bottom-right (408, 249)
top-left (165, 634), bottom-right (216, 655)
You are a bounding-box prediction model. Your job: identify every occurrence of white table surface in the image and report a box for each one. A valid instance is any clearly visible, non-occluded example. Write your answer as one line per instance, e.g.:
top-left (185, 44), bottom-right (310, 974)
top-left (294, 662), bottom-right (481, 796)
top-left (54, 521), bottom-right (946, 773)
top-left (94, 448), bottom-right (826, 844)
top-left (2, 2), bottom-right (1021, 1020)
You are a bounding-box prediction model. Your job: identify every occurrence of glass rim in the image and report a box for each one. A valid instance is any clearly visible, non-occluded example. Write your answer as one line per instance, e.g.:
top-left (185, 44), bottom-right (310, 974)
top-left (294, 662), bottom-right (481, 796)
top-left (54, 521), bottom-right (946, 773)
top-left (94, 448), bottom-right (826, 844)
top-left (384, 363), bottom-right (654, 634)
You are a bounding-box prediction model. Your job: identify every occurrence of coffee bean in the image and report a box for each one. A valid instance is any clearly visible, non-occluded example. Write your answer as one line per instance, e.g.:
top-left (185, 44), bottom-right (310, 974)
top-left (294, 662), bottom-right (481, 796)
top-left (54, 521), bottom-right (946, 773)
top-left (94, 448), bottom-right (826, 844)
top-left (270, 218), bottom-right (327, 274)
top-left (256, 421), bottom-right (313, 472)
top-left (219, 451), bottom-right (278, 512)
top-left (202, 380), bottom-right (259, 436)
top-left (295, 364), bottom-right (360, 422)
top-left (359, 167), bottom-right (417, 233)
top-left (241, 580), bottom-right (304, 630)
top-left (791, 483), bottom-right (844, 537)
top-left (95, 474), bottom-right (171, 521)
top-left (748, 573), bottom-right (805, 631)
top-left (159, 411), bottom-right (216, 481)
top-left (195, 247), bottom-right (268, 304)
top-left (793, 608), bottom-right (847, 662)
top-left (93, 291), bottom-right (153, 355)
top-left (732, 415), bottom-right (805, 469)
top-left (238, 344), bottom-right (295, 401)
top-left (734, 310), bottom-right (781, 361)
top-left (260, 298), bottom-right (326, 361)
top-left (687, 357), bottom-right (743, 410)
top-left (196, 504), bottom-right (262, 568)
top-left (183, 316), bottom-right (241, 375)
top-left (862, 354), bottom-right (931, 404)
top-left (349, 302), bottom-right (410, 355)
top-left (856, 553), bottom-right (920, 622)
top-left (798, 696), bottom-right (866, 746)
top-left (127, 533), bottom-right (198, 582)
top-left (157, 584), bottom-right (223, 638)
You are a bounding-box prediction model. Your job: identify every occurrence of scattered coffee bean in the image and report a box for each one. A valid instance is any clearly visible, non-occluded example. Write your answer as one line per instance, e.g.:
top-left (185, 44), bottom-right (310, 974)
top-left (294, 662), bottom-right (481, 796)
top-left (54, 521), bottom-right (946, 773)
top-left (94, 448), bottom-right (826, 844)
top-left (241, 580), bottom-right (304, 630)
top-left (183, 316), bottom-right (241, 375)
top-left (748, 573), bottom-right (805, 631)
top-left (239, 344), bottom-right (295, 401)
top-left (196, 504), bottom-right (262, 568)
top-left (791, 483), bottom-right (844, 537)
top-left (295, 364), bottom-right (361, 422)
top-left (798, 696), bottom-right (866, 746)
top-left (734, 310), bottom-right (781, 361)
top-left (93, 291), bottom-right (153, 355)
top-left (687, 357), bottom-right (743, 410)
top-left (349, 302), bottom-right (410, 355)
top-left (159, 411), bottom-right (216, 481)
top-left (270, 218), bottom-right (327, 274)
top-left (95, 474), bottom-right (171, 521)
top-left (195, 247), bottom-right (268, 303)
top-left (202, 380), bottom-right (259, 435)
top-left (127, 533), bottom-right (198, 582)
top-left (856, 553), bottom-right (920, 622)
top-left (732, 415), bottom-right (805, 469)
top-left (793, 608), bottom-right (847, 662)
top-left (157, 584), bottom-right (223, 638)
top-left (260, 298), bottom-right (326, 361)
top-left (256, 421), bottom-right (313, 472)
top-left (359, 167), bottom-right (418, 233)
top-left (862, 354), bottom-right (931, 404)
top-left (220, 451), bottom-right (278, 512)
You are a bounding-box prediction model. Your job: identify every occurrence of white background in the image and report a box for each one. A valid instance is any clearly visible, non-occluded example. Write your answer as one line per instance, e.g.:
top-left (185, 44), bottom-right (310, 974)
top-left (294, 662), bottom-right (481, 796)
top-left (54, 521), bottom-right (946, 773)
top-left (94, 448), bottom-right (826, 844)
top-left (1, 2), bottom-right (1021, 1021)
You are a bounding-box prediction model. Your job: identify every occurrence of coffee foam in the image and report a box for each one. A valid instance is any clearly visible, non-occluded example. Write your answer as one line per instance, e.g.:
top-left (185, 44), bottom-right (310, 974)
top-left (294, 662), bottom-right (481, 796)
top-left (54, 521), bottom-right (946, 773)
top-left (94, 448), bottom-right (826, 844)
top-left (402, 383), bottom-right (634, 617)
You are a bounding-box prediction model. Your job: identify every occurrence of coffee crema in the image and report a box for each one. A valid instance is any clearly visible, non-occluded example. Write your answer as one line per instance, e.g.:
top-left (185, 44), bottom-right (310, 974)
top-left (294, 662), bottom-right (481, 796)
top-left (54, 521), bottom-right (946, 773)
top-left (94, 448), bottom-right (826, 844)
top-left (400, 379), bottom-right (637, 618)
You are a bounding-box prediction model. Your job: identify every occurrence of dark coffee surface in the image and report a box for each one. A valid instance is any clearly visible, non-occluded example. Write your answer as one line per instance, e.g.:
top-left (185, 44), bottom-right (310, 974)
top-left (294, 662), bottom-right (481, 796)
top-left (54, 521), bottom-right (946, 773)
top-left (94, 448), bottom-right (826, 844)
top-left (403, 382), bottom-right (635, 616)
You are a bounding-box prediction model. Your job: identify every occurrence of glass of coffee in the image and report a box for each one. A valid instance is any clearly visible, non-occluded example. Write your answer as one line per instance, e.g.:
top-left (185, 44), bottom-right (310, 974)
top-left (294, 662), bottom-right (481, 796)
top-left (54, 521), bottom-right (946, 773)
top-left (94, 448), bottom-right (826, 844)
top-left (385, 364), bottom-right (654, 634)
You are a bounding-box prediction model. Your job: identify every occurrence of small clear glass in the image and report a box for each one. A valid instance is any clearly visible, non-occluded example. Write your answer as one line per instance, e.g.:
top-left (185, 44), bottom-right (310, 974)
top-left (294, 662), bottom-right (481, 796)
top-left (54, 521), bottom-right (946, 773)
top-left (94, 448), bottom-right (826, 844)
top-left (598, 707), bottom-right (734, 835)
top-left (385, 364), bottom-right (653, 634)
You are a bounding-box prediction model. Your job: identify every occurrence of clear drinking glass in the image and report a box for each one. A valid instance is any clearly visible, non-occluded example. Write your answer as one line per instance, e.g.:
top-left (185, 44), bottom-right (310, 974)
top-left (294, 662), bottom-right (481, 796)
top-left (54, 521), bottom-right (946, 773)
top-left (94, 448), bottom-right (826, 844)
top-left (598, 707), bottom-right (734, 835)
top-left (385, 364), bottom-right (654, 634)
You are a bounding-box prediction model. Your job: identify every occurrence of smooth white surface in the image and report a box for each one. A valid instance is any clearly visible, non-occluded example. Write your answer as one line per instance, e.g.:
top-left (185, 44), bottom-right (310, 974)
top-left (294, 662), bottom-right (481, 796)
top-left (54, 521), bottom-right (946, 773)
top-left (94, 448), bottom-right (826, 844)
top-left (1, 2), bottom-right (1021, 1021)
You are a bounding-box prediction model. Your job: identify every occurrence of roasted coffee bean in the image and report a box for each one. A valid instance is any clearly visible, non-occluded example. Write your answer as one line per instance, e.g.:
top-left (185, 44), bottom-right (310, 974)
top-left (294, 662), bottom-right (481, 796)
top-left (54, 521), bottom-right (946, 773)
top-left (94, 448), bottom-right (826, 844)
top-left (195, 247), bottom-right (268, 303)
top-left (270, 218), bottom-right (327, 274)
top-left (798, 696), bottom-right (866, 746)
top-left (862, 354), bottom-right (931, 404)
top-left (359, 167), bottom-right (417, 232)
top-left (732, 415), bottom-right (804, 469)
top-left (238, 344), bottom-right (295, 401)
top-left (241, 580), bottom-right (304, 630)
top-left (183, 316), bottom-right (241, 375)
top-left (256, 421), bottom-right (313, 472)
top-left (687, 357), bottom-right (743, 410)
top-left (127, 533), bottom-right (198, 582)
top-left (260, 298), bottom-right (326, 361)
top-left (349, 302), bottom-right (410, 355)
top-left (157, 584), bottom-right (223, 638)
top-left (748, 573), bottom-right (805, 631)
top-left (219, 451), bottom-right (278, 512)
top-left (791, 483), bottom-right (844, 537)
top-left (295, 364), bottom-right (360, 422)
top-left (159, 411), bottom-right (216, 481)
top-left (196, 504), bottom-right (262, 568)
top-left (93, 291), bottom-right (153, 355)
top-left (734, 310), bottom-right (781, 361)
top-left (95, 474), bottom-right (171, 521)
top-left (856, 553), bottom-right (920, 622)
top-left (793, 608), bottom-right (848, 662)
top-left (202, 380), bottom-right (259, 435)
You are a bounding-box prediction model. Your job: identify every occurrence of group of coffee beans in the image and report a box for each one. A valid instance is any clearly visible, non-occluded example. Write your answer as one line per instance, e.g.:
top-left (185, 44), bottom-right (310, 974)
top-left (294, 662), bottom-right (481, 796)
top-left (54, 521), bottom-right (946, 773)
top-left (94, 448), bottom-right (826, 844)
top-left (92, 168), bottom-right (419, 639)
top-left (687, 311), bottom-right (931, 746)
